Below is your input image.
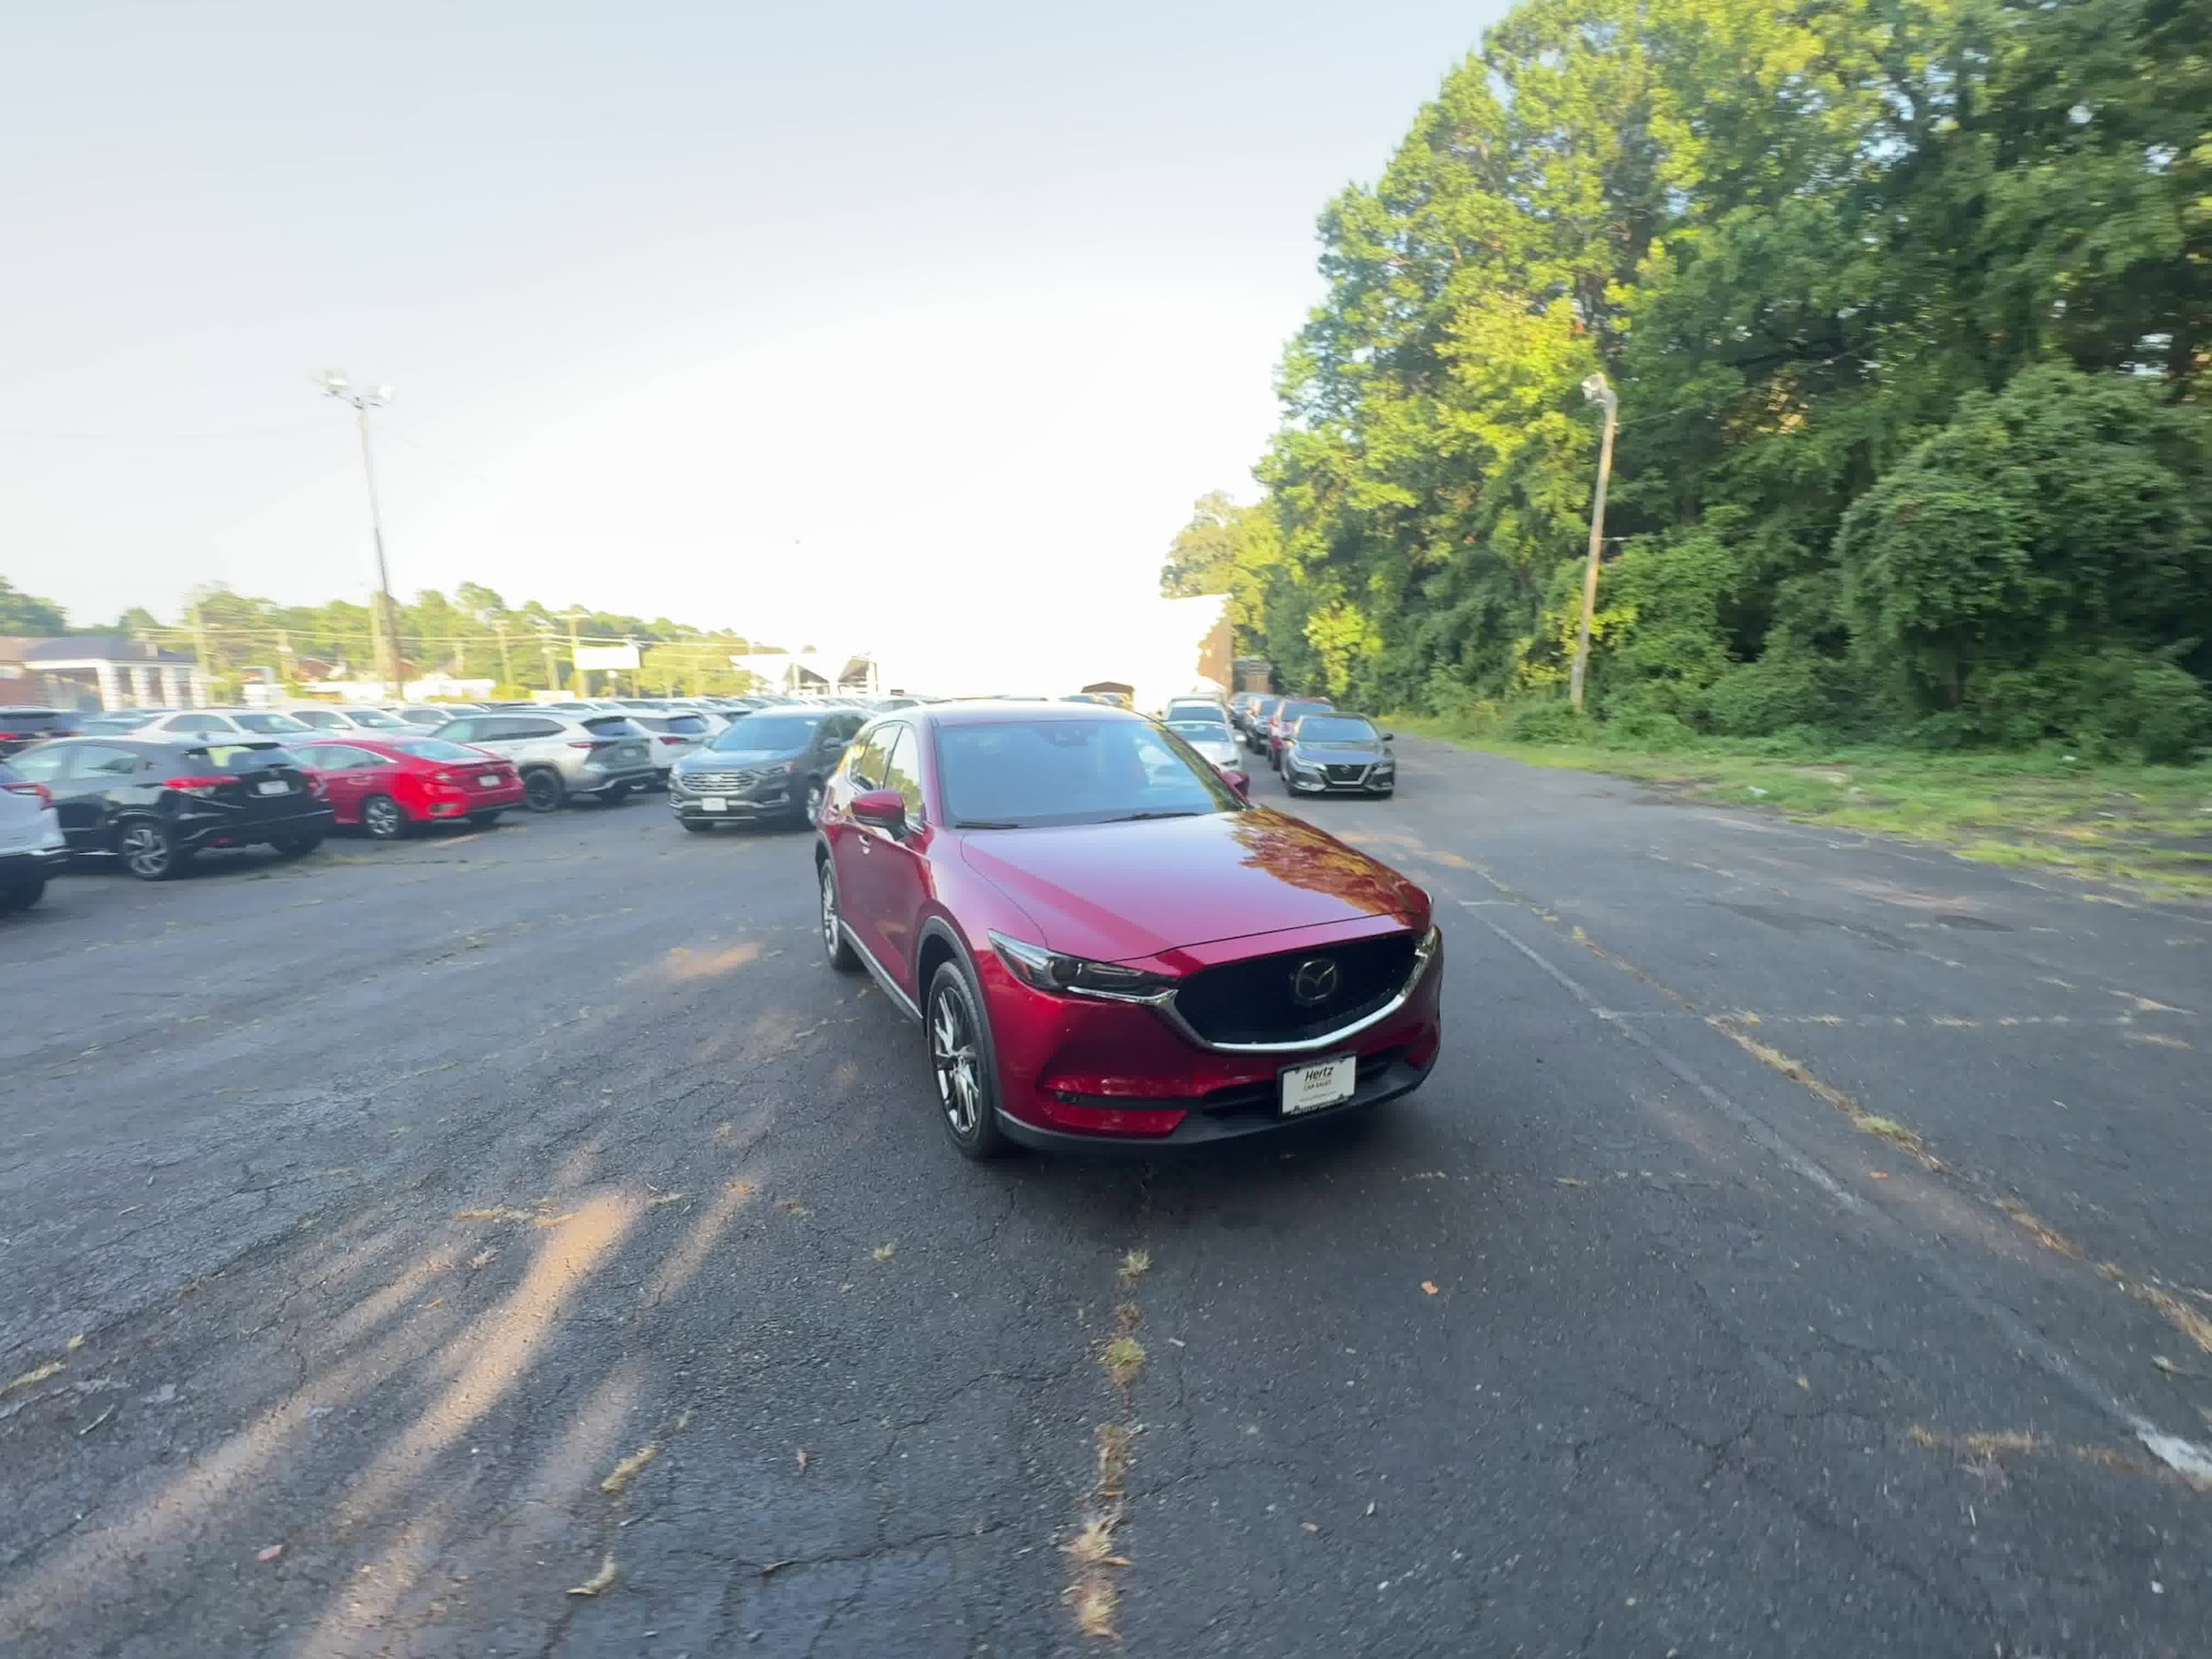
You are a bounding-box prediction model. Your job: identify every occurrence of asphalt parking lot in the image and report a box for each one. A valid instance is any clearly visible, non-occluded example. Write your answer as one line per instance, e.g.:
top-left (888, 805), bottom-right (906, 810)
top-left (4, 741), bottom-right (2208, 1657)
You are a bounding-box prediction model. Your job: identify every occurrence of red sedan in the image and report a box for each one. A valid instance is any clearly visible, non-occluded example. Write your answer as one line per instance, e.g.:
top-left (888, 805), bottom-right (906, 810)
top-left (294, 736), bottom-right (525, 839)
top-left (815, 702), bottom-right (1441, 1157)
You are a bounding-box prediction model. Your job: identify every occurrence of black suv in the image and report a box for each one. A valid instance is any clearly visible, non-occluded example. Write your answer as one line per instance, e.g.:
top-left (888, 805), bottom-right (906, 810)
top-left (5, 736), bottom-right (334, 879)
top-left (667, 706), bottom-right (865, 831)
top-left (0, 708), bottom-right (86, 758)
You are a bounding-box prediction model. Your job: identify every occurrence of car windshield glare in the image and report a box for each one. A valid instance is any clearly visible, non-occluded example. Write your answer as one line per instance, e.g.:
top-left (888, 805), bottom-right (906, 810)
top-left (344, 709), bottom-right (403, 727)
top-left (392, 739), bottom-right (488, 762)
top-left (1296, 716), bottom-right (1379, 743)
top-left (232, 712), bottom-right (311, 733)
top-left (938, 718), bottom-right (1242, 828)
top-left (710, 715), bottom-right (817, 751)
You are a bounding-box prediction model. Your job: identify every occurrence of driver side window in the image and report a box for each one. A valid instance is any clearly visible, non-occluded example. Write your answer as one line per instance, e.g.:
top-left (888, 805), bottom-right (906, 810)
top-left (846, 726), bottom-right (896, 792)
top-left (881, 725), bottom-right (926, 824)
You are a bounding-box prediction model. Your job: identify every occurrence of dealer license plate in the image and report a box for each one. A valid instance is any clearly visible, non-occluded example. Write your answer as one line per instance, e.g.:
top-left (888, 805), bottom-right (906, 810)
top-left (700, 796), bottom-right (728, 812)
top-left (256, 780), bottom-right (289, 795)
top-left (478, 772), bottom-right (502, 787)
top-left (1280, 1054), bottom-right (1356, 1117)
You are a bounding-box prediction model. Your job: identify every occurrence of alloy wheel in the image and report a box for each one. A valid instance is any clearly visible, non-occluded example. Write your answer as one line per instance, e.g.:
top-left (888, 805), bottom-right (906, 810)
top-left (523, 772), bottom-right (563, 812)
top-left (818, 864), bottom-right (841, 959)
top-left (929, 985), bottom-right (982, 1138)
top-left (363, 795), bottom-right (403, 839)
top-left (120, 824), bottom-right (172, 879)
top-left (804, 780), bottom-right (825, 825)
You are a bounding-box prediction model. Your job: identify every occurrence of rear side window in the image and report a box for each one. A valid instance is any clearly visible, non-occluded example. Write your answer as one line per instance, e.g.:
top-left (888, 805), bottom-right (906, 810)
top-left (488, 718), bottom-right (563, 739)
top-left (7, 748), bottom-right (67, 782)
top-left (392, 739), bottom-right (488, 763)
top-left (68, 744), bottom-right (148, 779)
top-left (300, 743), bottom-right (377, 769)
top-left (662, 715), bottom-right (707, 734)
top-left (293, 710), bottom-right (341, 728)
top-left (581, 717), bottom-right (641, 736)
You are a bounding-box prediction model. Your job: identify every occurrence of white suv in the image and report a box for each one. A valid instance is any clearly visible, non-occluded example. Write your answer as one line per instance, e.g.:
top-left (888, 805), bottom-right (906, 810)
top-left (0, 757), bottom-right (66, 914)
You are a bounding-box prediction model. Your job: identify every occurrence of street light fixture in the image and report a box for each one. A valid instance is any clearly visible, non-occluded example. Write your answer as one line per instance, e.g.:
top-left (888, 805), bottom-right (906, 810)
top-left (1569, 371), bottom-right (1620, 714)
top-left (318, 369), bottom-right (403, 698)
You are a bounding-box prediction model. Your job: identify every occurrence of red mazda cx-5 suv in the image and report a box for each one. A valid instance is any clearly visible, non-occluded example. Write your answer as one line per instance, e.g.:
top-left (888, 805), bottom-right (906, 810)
top-left (815, 702), bottom-right (1442, 1157)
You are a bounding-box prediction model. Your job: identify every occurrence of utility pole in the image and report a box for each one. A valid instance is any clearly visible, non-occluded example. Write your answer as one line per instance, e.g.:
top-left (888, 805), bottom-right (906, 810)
top-left (189, 597), bottom-right (212, 708)
top-left (492, 618), bottom-right (513, 688)
top-left (534, 618), bottom-right (558, 693)
top-left (1570, 371), bottom-right (1620, 713)
top-left (317, 371), bottom-right (403, 699)
top-left (566, 610), bottom-right (588, 696)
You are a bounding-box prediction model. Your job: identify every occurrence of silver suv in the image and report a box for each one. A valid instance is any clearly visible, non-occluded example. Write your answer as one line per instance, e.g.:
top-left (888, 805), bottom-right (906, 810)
top-left (427, 710), bottom-right (656, 812)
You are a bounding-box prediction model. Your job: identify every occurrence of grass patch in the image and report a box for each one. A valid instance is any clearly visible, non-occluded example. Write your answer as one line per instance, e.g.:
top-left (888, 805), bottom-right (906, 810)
top-left (1395, 716), bottom-right (2212, 899)
top-left (1102, 1335), bottom-right (1146, 1388)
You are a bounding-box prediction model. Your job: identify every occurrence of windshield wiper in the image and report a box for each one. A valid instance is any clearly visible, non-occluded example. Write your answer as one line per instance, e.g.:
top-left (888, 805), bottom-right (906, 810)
top-left (1104, 810), bottom-right (1199, 822)
top-left (955, 818), bottom-right (1024, 829)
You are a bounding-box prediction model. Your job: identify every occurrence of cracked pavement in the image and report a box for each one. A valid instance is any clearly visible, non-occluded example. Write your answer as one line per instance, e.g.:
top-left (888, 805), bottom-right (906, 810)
top-left (2, 741), bottom-right (2208, 1656)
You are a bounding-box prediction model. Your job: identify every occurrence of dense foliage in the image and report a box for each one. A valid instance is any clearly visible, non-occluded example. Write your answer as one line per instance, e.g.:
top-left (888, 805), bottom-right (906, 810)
top-left (1179, 0), bottom-right (2211, 760)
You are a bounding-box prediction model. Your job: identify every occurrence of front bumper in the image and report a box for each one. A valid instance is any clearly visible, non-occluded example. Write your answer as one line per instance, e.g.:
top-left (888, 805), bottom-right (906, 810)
top-left (667, 770), bottom-right (803, 820)
top-left (979, 925), bottom-right (1444, 1146)
top-left (1286, 764), bottom-right (1394, 795)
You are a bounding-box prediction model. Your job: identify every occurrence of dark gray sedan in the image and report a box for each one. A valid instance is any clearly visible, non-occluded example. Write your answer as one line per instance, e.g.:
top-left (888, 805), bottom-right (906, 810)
top-left (1279, 713), bottom-right (1398, 798)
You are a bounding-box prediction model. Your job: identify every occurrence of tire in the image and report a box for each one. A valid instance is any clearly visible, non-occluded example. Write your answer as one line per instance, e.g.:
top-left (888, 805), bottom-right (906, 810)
top-left (360, 793), bottom-right (407, 841)
top-left (603, 782), bottom-right (632, 805)
top-left (818, 857), bottom-right (860, 972)
top-left (926, 956), bottom-right (1010, 1160)
top-left (118, 819), bottom-right (186, 881)
top-left (468, 810), bottom-right (502, 828)
top-left (522, 769), bottom-right (565, 813)
top-left (0, 878), bottom-right (43, 913)
top-left (803, 778), bottom-right (826, 826)
top-left (272, 833), bottom-right (325, 858)
top-left (680, 818), bottom-right (717, 834)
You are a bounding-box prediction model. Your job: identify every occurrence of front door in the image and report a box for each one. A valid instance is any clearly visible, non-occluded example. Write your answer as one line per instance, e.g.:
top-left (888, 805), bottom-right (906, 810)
top-left (50, 743), bottom-right (149, 851)
top-left (851, 723), bottom-right (933, 995)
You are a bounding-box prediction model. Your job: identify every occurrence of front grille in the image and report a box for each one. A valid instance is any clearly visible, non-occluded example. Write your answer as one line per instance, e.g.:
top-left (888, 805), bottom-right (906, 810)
top-left (685, 770), bottom-right (757, 792)
top-left (1172, 932), bottom-right (1419, 1046)
top-left (1325, 764), bottom-right (1369, 784)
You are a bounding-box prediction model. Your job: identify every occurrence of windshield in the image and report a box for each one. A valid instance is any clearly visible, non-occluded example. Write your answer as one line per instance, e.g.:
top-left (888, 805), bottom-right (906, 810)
top-left (1166, 717), bottom-right (1233, 742)
top-left (391, 739), bottom-right (491, 763)
top-left (232, 712), bottom-right (311, 733)
top-left (1277, 700), bottom-right (1330, 724)
top-left (936, 718), bottom-right (1242, 828)
top-left (1295, 715), bottom-right (1379, 743)
top-left (342, 708), bottom-right (404, 728)
top-left (709, 714), bottom-right (818, 751)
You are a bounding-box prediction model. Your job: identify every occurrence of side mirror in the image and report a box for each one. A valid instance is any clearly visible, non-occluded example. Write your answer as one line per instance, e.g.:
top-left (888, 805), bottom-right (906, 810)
top-left (852, 788), bottom-right (906, 833)
top-left (1381, 732), bottom-right (1395, 741)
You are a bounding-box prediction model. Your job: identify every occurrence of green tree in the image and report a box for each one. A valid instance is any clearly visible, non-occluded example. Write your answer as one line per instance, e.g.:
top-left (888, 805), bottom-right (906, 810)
top-left (0, 575), bottom-right (70, 634)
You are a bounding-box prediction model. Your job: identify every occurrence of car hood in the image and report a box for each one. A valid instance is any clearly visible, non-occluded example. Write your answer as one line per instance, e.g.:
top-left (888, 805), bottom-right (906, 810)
top-left (958, 808), bottom-right (1427, 961)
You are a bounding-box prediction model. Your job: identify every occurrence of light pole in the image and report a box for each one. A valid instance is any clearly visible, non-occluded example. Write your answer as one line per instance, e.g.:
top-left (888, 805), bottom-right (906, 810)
top-left (1569, 371), bottom-right (1619, 714)
top-left (318, 370), bottom-right (403, 699)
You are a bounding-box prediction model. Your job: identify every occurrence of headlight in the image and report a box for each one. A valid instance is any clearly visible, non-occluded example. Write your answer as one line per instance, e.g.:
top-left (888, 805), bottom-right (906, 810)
top-left (989, 932), bottom-right (1172, 1001)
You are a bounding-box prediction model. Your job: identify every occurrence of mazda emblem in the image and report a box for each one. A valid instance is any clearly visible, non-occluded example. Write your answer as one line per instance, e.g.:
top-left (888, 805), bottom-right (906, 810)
top-left (1289, 956), bottom-right (1340, 1007)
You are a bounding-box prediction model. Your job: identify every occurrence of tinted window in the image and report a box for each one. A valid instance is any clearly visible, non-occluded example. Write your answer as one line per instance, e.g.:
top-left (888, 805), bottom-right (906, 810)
top-left (391, 739), bottom-right (490, 763)
top-left (434, 718), bottom-right (480, 741)
top-left (293, 709), bottom-right (341, 728)
top-left (581, 716), bottom-right (642, 736)
top-left (400, 708), bottom-right (448, 724)
top-left (1276, 700), bottom-right (1330, 724)
top-left (232, 712), bottom-right (311, 733)
top-left (846, 726), bottom-right (896, 791)
top-left (68, 743), bottom-right (147, 779)
top-left (7, 747), bottom-right (67, 782)
top-left (342, 708), bottom-right (404, 728)
top-left (1295, 716), bottom-right (1379, 743)
top-left (934, 718), bottom-right (1241, 829)
top-left (881, 725), bottom-right (925, 821)
top-left (661, 715), bottom-right (707, 734)
top-left (710, 714), bottom-right (822, 751)
top-left (498, 718), bottom-right (565, 739)
top-left (0, 710), bottom-right (78, 733)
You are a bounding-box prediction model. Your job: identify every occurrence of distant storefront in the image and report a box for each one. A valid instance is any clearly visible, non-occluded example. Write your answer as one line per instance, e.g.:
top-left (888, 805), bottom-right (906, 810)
top-left (0, 636), bottom-right (210, 710)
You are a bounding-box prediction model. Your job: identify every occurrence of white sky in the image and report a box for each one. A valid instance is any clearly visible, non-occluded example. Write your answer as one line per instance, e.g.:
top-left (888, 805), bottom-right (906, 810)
top-left (1, 0), bottom-right (1502, 654)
